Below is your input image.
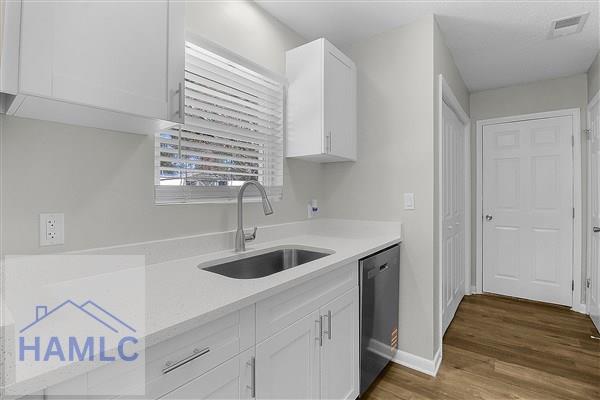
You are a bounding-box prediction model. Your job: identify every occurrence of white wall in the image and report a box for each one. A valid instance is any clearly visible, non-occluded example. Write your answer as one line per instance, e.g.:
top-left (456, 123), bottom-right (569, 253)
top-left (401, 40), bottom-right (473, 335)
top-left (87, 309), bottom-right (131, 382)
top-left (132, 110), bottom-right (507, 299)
top-left (432, 17), bottom-right (470, 354)
top-left (469, 73), bottom-right (588, 295)
top-left (0, 0), bottom-right (322, 255)
top-left (320, 16), bottom-right (438, 361)
top-left (590, 51), bottom-right (600, 102)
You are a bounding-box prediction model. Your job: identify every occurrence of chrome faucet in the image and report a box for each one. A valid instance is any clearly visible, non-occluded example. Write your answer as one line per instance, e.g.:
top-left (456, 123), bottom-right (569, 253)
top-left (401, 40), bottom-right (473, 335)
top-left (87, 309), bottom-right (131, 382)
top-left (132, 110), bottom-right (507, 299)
top-left (235, 181), bottom-right (274, 252)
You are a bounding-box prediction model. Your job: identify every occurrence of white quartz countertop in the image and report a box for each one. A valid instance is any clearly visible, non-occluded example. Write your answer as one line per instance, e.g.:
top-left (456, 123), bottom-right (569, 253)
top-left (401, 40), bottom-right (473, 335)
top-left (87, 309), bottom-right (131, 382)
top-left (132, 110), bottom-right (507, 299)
top-left (2, 219), bottom-right (402, 396)
top-left (145, 222), bottom-right (402, 345)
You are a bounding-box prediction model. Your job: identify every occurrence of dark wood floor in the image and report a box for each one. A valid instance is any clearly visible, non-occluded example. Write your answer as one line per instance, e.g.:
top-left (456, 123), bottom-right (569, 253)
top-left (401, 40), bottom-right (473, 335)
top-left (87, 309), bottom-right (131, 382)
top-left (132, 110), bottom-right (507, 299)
top-left (363, 294), bottom-right (600, 400)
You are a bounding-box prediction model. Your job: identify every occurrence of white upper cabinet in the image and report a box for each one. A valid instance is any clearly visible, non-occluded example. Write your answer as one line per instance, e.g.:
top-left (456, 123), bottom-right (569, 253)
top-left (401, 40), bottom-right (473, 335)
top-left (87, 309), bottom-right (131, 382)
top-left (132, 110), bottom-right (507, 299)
top-left (0, 0), bottom-right (184, 135)
top-left (286, 38), bottom-right (357, 162)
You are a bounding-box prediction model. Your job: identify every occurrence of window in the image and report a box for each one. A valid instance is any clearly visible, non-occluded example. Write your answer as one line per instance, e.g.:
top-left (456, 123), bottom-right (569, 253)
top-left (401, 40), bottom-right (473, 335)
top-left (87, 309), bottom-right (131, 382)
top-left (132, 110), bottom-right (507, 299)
top-left (155, 37), bottom-right (285, 204)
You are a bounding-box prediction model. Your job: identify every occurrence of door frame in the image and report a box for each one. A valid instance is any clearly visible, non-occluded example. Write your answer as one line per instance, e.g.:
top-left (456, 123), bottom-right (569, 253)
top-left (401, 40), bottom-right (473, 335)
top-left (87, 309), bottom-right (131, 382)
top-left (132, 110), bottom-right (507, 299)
top-left (475, 108), bottom-right (584, 313)
top-left (437, 74), bottom-right (471, 348)
top-left (587, 90), bottom-right (599, 315)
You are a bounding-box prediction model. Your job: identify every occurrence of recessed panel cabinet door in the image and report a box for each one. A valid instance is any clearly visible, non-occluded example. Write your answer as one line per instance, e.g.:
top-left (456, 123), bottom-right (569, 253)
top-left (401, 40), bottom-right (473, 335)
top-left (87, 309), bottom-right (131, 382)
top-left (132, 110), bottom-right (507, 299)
top-left (324, 44), bottom-right (356, 161)
top-left (320, 288), bottom-right (359, 400)
top-left (19, 0), bottom-right (178, 122)
top-left (255, 311), bottom-right (320, 400)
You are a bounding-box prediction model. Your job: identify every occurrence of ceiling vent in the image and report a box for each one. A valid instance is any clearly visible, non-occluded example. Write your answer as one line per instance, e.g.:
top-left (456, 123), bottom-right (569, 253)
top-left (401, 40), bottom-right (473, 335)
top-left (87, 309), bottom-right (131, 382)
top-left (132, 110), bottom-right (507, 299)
top-left (549, 13), bottom-right (589, 39)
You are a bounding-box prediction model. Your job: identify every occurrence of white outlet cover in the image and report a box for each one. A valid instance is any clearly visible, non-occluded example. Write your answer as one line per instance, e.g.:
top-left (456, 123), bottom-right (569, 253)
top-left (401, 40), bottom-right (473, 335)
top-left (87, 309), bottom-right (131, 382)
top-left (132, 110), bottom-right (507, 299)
top-left (40, 213), bottom-right (64, 246)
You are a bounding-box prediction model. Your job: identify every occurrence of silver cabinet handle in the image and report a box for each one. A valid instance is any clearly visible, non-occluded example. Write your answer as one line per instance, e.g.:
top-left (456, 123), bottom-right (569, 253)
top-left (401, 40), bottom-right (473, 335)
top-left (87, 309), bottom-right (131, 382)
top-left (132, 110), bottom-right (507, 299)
top-left (177, 81), bottom-right (184, 120)
top-left (328, 131), bottom-right (332, 153)
top-left (323, 310), bottom-right (332, 340)
top-left (315, 316), bottom-right (323, 346)
top-left (162, 347), bottom-right (209, 374)
top-left (246, 356), bottom-right (256, 398)
top-left (485, 214), bottom-right (493, 221)
top-left (594, 227), bottom-right (600, 233)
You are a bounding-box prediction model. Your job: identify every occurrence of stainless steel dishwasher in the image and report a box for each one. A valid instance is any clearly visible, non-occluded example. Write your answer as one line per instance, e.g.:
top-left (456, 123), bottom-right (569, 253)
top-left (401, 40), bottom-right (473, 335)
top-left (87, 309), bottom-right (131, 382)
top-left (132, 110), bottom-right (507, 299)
top-left (359, 244), bottom-right (400, 395)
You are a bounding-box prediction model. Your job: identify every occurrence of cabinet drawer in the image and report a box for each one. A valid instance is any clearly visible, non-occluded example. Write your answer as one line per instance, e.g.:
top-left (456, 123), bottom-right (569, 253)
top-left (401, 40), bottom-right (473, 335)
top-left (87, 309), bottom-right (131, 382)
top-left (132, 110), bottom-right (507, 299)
top-left (161, 347), bottom-right (254, 400)
top-left (256, 262), bottom-right (357, 342)
top-left (86, 305), bottom-right (254, 399)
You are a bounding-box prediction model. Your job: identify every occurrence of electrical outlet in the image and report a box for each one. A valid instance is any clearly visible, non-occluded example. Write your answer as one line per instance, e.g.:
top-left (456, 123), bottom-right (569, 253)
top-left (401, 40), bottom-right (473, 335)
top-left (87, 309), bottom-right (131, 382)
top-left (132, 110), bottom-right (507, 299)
top-left (40, 213), bottom-right (64, 246)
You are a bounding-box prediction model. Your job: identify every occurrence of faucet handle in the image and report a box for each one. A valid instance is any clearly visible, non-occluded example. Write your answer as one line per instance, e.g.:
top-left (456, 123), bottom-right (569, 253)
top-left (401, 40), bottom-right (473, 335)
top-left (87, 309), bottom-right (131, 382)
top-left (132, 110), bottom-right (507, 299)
top-left (244, 226), bottom-right (258, 242)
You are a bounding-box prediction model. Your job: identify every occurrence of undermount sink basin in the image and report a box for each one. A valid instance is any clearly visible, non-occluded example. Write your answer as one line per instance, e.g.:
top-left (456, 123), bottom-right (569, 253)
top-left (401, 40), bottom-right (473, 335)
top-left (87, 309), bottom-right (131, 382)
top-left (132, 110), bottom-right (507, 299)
top-left (200, 247), bottom-right (332, 279)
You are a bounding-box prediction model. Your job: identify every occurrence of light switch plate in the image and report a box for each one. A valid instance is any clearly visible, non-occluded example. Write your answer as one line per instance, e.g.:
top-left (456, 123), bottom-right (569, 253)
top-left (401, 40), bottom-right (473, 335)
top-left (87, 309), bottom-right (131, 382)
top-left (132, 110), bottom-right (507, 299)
top-left (404, 193), bottom-right (415, 210)
top-left (40, 213), bottom-right (64, 246)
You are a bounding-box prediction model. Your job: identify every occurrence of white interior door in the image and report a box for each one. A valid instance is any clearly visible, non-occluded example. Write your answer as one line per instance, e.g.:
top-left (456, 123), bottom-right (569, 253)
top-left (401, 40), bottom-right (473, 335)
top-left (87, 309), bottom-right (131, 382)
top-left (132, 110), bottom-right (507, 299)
top-left (442, 102), bottom-right (466, 333)
top-left (588, 98), bottom-right (600, 333)
top-left (483, 116), bottom-right (573, 306)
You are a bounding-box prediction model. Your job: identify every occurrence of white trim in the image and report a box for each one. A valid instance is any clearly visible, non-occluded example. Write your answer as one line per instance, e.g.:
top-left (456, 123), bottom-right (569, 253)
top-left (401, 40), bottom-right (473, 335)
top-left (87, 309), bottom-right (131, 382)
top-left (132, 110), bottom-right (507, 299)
top-left (586, 90), bottom-right (600, 316)
top-left (437, 74), bottom-right (471, 354)
top-left (475, 108), bottom-right (583, 311)
top-left (392, 347), bottom-right (442, 377)
top-left (588, 90), bottom-right (600, 112)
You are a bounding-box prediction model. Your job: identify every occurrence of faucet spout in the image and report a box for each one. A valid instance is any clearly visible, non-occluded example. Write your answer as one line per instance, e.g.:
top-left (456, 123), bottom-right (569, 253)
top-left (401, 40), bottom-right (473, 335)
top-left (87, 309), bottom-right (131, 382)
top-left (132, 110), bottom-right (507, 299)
top-left (235, 181), bottom-right (274, 252)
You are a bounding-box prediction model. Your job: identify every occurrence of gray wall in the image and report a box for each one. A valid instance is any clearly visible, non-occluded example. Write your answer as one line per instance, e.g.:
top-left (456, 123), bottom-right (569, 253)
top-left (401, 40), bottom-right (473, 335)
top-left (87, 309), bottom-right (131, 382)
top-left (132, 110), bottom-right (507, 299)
top-left (469, 74), bottom-right (589, 299)
top-left (321, 16), bottom-right (439, 361)
top-left (590, 51), bottom-right (600, 102)
top-left (432, 17), bottom-right (470, 354)
top-left (1, 0), bottom-right (322, 255)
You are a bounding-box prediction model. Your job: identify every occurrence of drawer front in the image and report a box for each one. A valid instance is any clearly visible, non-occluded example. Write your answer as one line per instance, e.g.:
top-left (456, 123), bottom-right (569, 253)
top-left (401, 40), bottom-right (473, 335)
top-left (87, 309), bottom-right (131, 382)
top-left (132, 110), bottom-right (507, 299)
top-left (161, 347), bottom-right (254, 400)
top-left (87, 306), bottom-right (254, 399)
top-left (256, 262), bottom-right (357, 342)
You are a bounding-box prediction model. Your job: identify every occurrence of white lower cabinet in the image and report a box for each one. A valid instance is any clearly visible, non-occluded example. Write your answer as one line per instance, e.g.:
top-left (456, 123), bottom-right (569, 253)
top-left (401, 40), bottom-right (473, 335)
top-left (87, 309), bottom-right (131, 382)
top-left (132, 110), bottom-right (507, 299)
top-left (36, 264), bottom-right (359, 400)
top-left (255, 311), bottom-right (321, 400)
top-left (320, 288), bottom-right (359, 400)
top-left (255, 286), bottom-right (359, 400)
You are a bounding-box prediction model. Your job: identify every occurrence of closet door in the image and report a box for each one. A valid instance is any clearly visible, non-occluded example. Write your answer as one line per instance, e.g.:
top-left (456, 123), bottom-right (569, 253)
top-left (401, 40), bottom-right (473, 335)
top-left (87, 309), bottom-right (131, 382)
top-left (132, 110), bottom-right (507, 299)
top-left (442, 101), bottom-right (466, 334)
top-left (588, 97), bottom-right (600, 333)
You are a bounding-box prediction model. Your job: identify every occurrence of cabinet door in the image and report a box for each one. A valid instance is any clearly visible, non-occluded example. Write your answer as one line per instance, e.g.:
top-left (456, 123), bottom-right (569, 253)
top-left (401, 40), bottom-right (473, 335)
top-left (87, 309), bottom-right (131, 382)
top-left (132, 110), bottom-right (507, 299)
top-left (320, 288), bottom-right (359, 400)
top-left (255, 311), bottom-right (320, 400)
top-left (161, 348), bottom-right (254, 400)
top-left (19, 0), bottom-right (182, 122)
top-left (323, 45), bottom-right (356, 161)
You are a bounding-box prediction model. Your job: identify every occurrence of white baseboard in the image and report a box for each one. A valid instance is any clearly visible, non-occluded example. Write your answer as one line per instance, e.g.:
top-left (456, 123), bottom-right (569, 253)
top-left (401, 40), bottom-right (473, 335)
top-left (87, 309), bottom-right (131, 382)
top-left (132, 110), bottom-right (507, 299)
top-left (571, 302), bottom-right (588, 314)
top-left (470, 285), bottom-right (478, 294)
top-left (391, 346), bottom-right (442, 377)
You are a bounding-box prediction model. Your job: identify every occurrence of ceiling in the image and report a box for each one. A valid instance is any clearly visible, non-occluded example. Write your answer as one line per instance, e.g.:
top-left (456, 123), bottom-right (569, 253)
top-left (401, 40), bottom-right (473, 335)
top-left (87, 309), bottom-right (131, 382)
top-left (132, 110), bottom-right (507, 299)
top-left (256, 0), bottom-right (600, 91)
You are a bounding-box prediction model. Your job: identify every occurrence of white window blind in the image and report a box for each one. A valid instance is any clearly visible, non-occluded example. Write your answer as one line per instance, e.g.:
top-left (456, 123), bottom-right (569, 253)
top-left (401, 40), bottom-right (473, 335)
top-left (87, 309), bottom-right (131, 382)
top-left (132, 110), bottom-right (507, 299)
top-left (155, 38), bottom-right (285, 204)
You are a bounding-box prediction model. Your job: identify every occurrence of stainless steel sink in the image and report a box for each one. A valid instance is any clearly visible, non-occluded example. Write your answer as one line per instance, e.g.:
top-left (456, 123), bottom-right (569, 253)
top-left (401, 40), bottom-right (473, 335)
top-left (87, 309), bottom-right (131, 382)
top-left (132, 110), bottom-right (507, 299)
top-left (200, 248), bottom-right (332, 279)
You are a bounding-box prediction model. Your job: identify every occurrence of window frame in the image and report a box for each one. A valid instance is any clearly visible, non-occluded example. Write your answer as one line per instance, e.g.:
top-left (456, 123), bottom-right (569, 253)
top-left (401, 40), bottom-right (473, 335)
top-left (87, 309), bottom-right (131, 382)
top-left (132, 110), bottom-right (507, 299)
top-left (154, 33), bottom-right (286, 205)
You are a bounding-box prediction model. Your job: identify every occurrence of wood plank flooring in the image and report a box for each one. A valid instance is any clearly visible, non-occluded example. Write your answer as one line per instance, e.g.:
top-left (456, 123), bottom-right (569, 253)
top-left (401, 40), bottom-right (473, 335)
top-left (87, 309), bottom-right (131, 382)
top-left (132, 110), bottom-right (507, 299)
top-left (362, 294), bottom-right (600, 400)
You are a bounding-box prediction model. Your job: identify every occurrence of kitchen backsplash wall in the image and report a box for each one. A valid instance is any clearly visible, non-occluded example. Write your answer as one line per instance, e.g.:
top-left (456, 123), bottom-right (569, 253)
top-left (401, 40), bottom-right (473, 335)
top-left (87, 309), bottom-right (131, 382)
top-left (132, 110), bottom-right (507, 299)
top-left (0, 0), bottom-right (323, 255)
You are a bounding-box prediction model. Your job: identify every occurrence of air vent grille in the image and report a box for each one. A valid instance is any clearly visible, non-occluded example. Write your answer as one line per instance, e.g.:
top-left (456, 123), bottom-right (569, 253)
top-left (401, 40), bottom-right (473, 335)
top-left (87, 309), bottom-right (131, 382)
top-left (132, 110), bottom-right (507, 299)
top-left (548, 12), bottom-right (589, 38)
top-left (554, 16), bottom-right (582, 30)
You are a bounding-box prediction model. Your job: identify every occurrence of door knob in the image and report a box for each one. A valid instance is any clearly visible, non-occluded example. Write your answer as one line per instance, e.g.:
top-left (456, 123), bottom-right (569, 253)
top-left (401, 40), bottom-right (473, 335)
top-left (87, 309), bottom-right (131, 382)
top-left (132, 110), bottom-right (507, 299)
top-left (594, 227), bottom-right (600, 233)
top-left (485, 215), bottom-right (493, 221)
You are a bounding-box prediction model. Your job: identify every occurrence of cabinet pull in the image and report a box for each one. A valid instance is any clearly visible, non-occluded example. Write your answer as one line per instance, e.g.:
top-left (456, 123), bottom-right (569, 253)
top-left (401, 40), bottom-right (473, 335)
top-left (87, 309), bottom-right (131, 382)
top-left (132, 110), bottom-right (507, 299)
top-left (246, 356), bottom-right (256, 398)
top-left (162, 347), bottom-right (209, 374)
top-left (316, 316), bottom-right (323, 346)
top-left (329, 131), bottom-right (332, 153)
top-left (176, 81), bottom-right (184, 120)
top-left (323, 310), bottom-right (332, 340)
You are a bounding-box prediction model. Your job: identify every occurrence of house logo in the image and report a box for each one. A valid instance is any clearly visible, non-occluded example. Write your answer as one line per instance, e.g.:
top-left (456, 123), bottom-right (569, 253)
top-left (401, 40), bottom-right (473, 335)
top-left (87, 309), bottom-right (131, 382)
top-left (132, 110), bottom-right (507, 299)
top-left (18, 300), bottom-right (139, 363)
